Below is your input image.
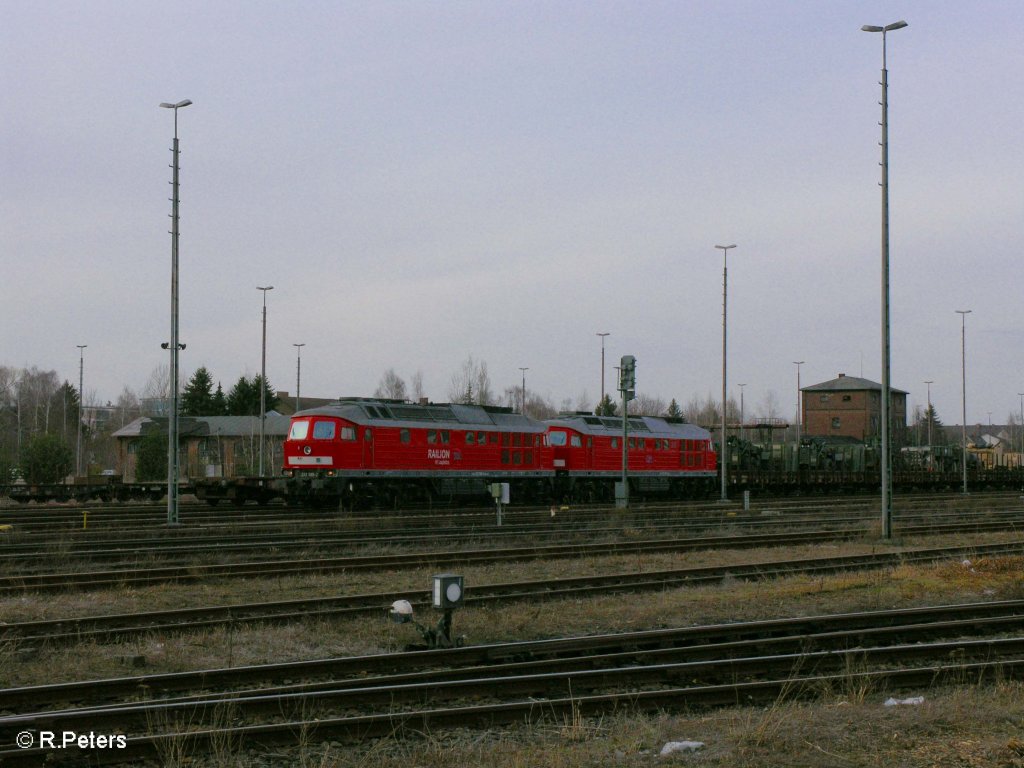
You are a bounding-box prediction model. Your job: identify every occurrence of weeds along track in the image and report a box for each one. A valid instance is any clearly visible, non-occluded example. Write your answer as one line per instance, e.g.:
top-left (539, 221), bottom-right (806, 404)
top-left (3, 600), bottom-right (1024, 765)
top-left (4, 540), bottom-right (1024, 647)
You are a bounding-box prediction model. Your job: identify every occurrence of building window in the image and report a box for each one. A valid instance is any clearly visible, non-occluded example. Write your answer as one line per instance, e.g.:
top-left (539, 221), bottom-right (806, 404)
top-left (842, 395), bottom-right (852, 402)
top-left (832, 417), bottom-right (841, 429)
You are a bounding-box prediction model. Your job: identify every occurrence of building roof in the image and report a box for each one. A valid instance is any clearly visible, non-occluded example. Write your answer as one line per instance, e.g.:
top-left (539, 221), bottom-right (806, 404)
top-left (112, 415), bottom-right (292, 439)
top-left (802, 373), bottom-right (907, 395)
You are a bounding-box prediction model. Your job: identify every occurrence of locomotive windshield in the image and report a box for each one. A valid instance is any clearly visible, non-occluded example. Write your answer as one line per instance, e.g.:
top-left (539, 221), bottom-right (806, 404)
top-left (289, 421), bottom-right (309, 440)
top-left (549, 431), bottom-right (567, 446)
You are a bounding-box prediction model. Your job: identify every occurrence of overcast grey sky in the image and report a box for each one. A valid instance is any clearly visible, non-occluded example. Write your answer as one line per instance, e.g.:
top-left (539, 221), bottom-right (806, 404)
top-left (3, 1), bottom-right (1022, 427)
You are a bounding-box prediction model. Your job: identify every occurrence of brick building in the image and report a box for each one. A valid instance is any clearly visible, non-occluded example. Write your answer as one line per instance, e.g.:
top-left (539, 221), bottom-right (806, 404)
top-left (801, 373), bottom-right (907, 441)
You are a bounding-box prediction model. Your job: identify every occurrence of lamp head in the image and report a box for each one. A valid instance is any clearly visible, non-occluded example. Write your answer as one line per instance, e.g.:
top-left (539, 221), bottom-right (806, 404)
top-left (159, 99), bottom-right (193, 109)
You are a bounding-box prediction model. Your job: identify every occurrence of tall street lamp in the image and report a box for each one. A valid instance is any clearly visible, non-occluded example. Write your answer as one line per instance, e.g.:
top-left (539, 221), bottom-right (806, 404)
top-left (596, 332), bottom-right (610, 407)
top-left (924, 380), bottom-right (934, 457)
top-left (257, 286), bottom-right (274, 476)
top-left (956, 309), bottom-right (971, 494)
top-left (715, 243), bottom-right (736, 502)
top-left (159, 98), bottom-right (192, 527)
top-left (793, 361), bottom-right (805, 446)
top-left (293, 343), bottom-right (305, 413)
top-left (862, 19), bottom-right (907, 540)
top-left (1018, 391), bottom-right (1024, 463)
top-left (519, 367), bottom-right (529, 415)
top-left (76, 345), bottom-right (87, 477)
top-left (738, 383), bottom-right (746, 440)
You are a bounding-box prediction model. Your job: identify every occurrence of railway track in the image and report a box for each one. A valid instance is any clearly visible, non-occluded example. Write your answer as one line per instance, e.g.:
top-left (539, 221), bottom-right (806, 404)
top-left (2, 490), bottom-right (1019, 533)
top-left (3, 599), bottom-right (1022, 765)
top-left (2, 507), bottom-right (1021, 572)
top-left (4, 539), bottom-right (1023, 647)
top-left (1, 515), bottom-right (1022, 595)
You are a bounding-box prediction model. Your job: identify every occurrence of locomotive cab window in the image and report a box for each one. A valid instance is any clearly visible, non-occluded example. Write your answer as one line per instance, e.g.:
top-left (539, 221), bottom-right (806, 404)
top-left (570, 435), bottom-right (582, 448)
top-left (548, 431), bottom-right (567, 447)
top-left (289, 421), bottom-right (310, 440)
top-left (340, 426), bottom-right (356, 441)
top-left (312, 421), bottom-right (336, 440)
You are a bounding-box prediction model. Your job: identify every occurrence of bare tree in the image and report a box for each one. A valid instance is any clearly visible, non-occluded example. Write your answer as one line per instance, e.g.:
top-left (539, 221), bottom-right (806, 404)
top-left (141, 364), bottom-right (171, 416)
top-left (630, 393), bottom-right (666, 416)
top-left (448, 355), bottom-right (494, 405)
top-left (410, 370), bottom-right (426, 402)
top-left (374, 368), bottom-right (408, 400)
top-left (758, 390), bottom-right (781, 420)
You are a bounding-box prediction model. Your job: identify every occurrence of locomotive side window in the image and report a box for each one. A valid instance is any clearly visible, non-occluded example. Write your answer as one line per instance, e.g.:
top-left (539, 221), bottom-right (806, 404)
top-left (427, 431), bottom-right (437, 444)
top-left (441, 431), bottom-right (450, 444)
top-left (465, 432), bottom-right (475, 445)
top-left (478, 431), bottom-right (487, 444)
top-left (312, 421), bottom-right (336, 440)
top-left (364, 429), bottom-right (372, 442)
top-left (611, 437), bottom-right (619, 449)
top-left (570, 435), bottom-right (582, 448)
top-left (549, 431), bottom-right (567, 447)
top-left (340, 426), bottom-right (356, 441)
top-left (400, 429), bottom-right (411, 444)
top-left (289, 421), bottom-right (309, 440)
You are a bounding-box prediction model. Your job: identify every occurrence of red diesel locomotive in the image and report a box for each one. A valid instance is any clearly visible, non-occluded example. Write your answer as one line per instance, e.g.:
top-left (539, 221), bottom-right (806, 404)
top-left (282, 397), bottom-right (717, 508)
top-left (545, 412), bottom-right (717, 501)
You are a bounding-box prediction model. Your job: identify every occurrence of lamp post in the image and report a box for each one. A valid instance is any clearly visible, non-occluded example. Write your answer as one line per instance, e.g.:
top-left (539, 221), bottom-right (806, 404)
top-left (924, 380), bottom-right (934, 462)
top-left (159, 98), bottom-right (192, 527)
top-left (76, 345), bottom-right (87, 477)
top-left (715, 243), bottom-right (736, 502)
top-left (862, 19), bottom-right (907, 540)
top-left (596, 332), bottom-right (610, 407)
top-left (738, 383), bottom-right (746, 440)
top-left (956, 309), bottom-right (971, 494)
top-left (257, 286), bottom-right (274, 477)
top-left (293, 343), bottom-right (305, 413)
top-left (793, 362), bottom-right (804, 446)
top-left (519, 367), bottom-right (529, 415)
top-left (1018, 392), bottom-right (1024, 464)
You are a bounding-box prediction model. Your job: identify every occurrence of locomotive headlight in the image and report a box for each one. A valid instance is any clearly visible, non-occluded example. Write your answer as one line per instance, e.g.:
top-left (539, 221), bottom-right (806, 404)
top-left (303, 446), bottom-right (312, 455)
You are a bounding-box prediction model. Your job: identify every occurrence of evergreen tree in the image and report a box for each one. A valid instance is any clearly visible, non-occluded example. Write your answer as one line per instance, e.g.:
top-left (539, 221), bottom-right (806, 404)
top-left (182, 367), bottom-right (216, 416)
top-left (226, 375), bottom-right (279, 416)
top-left (211, 383), bottom-right (227, 415)
top-left (594, 393), bottom-right (618, 416)
top-left (135, 430), bottom-right (168, 482)
top-left (20, 433), bottom-right (73, 484)
top-left (666, 398), bottom-right (683, 419)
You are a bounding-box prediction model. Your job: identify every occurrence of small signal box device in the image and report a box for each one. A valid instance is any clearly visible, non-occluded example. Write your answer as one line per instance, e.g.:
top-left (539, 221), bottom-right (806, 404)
top-left (432, 573), bottom-right (464, 610)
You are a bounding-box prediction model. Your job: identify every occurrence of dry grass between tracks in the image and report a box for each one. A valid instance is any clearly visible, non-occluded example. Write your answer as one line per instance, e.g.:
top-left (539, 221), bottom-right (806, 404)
top-left (3, 530), bottom-right (1024, 766)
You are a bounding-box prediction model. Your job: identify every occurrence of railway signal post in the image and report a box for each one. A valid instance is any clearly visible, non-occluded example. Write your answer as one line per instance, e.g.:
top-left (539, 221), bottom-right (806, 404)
top-left (618, 355), bottom-right (636, 509)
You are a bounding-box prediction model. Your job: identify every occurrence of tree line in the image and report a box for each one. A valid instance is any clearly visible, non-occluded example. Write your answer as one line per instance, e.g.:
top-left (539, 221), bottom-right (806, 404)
top-left (0, 364), bottom-right (280, 483)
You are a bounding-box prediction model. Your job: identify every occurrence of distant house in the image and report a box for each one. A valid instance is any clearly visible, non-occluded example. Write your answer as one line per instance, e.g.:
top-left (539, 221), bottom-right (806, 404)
top-left (801, 373), bottom-right (907, 442)
top-left (112, 414), bottom-right (292, 480)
